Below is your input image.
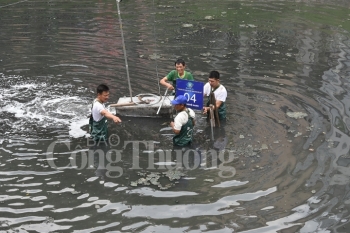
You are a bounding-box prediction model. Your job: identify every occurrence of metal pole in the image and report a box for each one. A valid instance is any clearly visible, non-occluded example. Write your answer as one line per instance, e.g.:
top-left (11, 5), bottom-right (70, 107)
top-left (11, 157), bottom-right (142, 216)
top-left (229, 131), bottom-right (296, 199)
top-left (156, 88), bottom-right (169, 115)
top-left (116, 0), bottom-right (133, 103)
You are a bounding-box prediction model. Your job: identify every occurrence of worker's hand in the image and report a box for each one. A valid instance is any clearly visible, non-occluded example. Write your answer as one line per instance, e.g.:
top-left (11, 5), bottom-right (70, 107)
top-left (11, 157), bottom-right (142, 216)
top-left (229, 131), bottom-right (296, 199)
top-left (170, 121), bottom-right (174, 128)
top-left (203, 107), bottom-right (208, 114)
top-left (113, 116), bottom-right (122, 124)
top-left (167, 84), bottom-right (174, 90)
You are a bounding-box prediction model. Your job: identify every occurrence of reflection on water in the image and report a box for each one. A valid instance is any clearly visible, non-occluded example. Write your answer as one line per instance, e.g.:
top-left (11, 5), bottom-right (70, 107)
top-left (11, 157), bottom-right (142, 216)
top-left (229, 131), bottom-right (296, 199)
top-left (1, 0), bottom-right (350, 232)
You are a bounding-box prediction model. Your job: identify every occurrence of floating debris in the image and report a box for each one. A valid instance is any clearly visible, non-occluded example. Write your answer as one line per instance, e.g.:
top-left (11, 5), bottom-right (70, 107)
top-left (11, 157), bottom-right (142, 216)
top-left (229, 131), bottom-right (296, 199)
top-left (182, 23), bottom-right (193, 28)
top-left (130, 170), bottom-right (186, 189)
top-left (238, 24), bottom-right (257, 28)
top-left (239, 135), bottom-right (245, 139)
top-left (247, 24), bottom-right (257, 28)
top-left (163, 170), bottom-right (186, 181)
top-left (261, 144), bottom-right (268, 150)
top-left (130, 181), bottom-right (138, 187)
top-left (149, 53), bottom-right (161, 60)
top-left (294, 132), bottom-right (302, 137)
top-left (286, 112), bottom-right (308, 119)
top-left (158, 183), bottom-right (173, 190)
top-left (200, 52), bottom-right (211, 57)
top-left (43, 217), bottom-right (54, 224)
top-left (137, 178), bottom-right (150, 185)
top-left (204, 16), bottom-right (214, 20)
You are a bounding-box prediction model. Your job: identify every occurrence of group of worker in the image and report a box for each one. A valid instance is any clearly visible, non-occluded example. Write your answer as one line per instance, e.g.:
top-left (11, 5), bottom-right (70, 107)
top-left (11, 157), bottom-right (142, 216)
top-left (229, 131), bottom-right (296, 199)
top-left (89, 58), bottom-right (227, 147)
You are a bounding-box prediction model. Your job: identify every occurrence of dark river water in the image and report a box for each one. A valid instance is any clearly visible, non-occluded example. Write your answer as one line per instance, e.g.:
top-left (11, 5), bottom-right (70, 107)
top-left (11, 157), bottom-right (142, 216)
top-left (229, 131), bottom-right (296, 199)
top-left (1, 0), bottom-right (350, 232)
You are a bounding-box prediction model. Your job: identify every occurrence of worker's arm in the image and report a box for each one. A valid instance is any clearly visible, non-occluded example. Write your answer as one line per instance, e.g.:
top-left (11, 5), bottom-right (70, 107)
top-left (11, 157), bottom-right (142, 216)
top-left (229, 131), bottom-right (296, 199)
top-left (101, 109), bottom-right (122, 123)
top-left (203, 100), bottom-right (222, 114)
top-left (160, 76), bottom-right (174, 90)
top-left (170, 121), bottom-right (180, 134)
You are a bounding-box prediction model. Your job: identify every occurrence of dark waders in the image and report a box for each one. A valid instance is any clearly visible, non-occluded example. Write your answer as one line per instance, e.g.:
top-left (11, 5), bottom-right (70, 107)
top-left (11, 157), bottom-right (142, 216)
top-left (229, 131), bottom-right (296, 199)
top-left (89, 101), bottom-right (109, 179)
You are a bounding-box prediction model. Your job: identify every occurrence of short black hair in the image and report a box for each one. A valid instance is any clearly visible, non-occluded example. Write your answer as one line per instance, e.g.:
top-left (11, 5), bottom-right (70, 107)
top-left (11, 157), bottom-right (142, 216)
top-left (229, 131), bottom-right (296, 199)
top-left (209, 70), bottom-right (220, 80)
top-left (175, 58), bottom-right (186, 66)
top-left (97, 84), bottom-right (109, 94)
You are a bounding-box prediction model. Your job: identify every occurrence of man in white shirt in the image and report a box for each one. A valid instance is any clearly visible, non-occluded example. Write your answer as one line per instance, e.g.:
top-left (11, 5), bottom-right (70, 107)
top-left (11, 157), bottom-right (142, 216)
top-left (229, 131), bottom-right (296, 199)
top-left (89, 84), bottom-right (122, 143)
top-left (203, 71), bottom-right (227, 121)
top-left (170, 95), bottom-right (195, 147)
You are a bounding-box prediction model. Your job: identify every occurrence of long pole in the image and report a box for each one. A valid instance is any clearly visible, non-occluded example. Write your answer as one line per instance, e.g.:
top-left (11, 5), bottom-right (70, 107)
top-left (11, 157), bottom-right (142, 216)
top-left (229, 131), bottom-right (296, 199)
top-left (156, 88), bottom-right (169, 115)
top-left (209, 105), bottom-right (215, 140)
top-left (116, 0), bottom-right (133, 102)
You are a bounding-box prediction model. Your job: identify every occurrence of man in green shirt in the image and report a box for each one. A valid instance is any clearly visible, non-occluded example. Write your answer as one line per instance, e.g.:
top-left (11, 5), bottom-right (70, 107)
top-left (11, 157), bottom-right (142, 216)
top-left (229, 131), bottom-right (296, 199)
top-left (160, 58), bottom-right (194, 95)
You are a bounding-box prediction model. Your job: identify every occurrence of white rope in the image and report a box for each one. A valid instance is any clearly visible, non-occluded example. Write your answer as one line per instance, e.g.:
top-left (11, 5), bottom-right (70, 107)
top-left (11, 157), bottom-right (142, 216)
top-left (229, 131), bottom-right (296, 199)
top-left (116, 0), bottom-right (133, 102)
top-left (152, 0), bottom-right (161, 95)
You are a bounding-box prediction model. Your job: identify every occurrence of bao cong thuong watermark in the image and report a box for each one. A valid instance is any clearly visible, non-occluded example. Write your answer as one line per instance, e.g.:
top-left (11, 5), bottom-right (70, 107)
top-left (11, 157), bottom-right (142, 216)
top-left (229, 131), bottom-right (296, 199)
top-left (46, 134), bottom-right (236, 178)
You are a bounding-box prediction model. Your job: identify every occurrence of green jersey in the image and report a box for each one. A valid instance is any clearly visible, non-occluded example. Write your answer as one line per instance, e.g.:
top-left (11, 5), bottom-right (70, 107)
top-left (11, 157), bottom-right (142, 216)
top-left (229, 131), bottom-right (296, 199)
top-left (167, 70), bottom-right (194, 91)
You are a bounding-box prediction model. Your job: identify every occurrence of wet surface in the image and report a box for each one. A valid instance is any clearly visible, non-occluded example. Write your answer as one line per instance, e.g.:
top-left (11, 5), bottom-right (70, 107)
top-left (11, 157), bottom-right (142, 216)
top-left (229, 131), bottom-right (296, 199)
top-left (1, 0), bottom-right (350, 232)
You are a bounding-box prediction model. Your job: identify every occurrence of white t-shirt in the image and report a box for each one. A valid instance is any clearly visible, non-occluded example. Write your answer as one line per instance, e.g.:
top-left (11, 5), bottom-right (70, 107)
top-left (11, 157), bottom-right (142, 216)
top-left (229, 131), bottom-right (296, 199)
top-left (174, 108), bottom-right (195, 131)
top-left (92, 100), bottom-right (105, 122)
top-left (203, 82), bottom-right (227, 102)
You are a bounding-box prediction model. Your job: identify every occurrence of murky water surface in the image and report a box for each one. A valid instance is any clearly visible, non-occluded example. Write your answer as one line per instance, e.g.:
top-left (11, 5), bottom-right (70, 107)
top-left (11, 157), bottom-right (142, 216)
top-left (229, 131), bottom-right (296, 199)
top-left (1, 0), bottom-right (350, 232)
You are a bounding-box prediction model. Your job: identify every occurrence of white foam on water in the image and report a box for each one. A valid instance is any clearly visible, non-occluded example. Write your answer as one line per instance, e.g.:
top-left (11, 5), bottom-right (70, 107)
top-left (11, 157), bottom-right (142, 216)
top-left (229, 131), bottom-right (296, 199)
top-left (0, 75), bottom-right (91, 139)
top-left (69, 118), bottom-right (89, 138)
